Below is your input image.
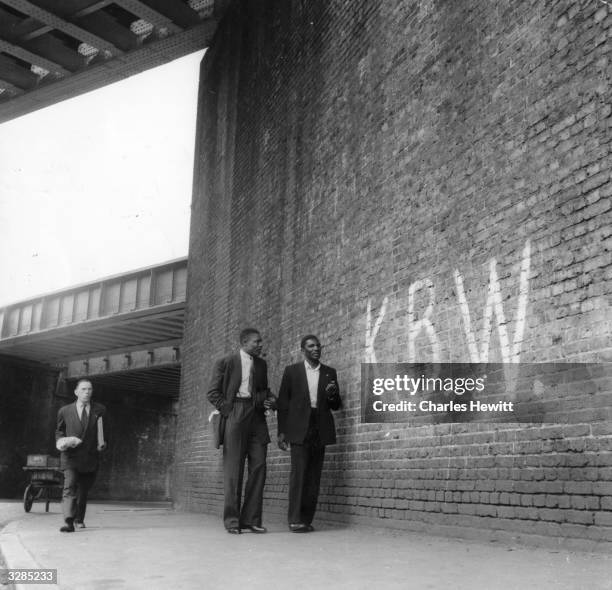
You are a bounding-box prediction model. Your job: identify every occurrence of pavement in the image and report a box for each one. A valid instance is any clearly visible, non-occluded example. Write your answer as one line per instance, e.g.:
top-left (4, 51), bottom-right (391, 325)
top-left (0, 500), bottom-right (611, 590)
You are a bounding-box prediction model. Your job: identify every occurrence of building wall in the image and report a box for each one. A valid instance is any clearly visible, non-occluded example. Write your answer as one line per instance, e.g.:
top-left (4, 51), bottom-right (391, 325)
top-left (176, 0), bottom-right (612, 547)
top-left (0, 356), bottom-right (58, 498)
top-left (73, 385), bottom-right (177, 502)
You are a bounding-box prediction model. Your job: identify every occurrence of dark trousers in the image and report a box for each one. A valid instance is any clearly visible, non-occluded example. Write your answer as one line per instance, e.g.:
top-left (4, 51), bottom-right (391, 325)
top-left (222, 400), bottom-right (269, 529)
top-left (288, 410), bottom-right (326, 525)
top-left (62, 468), bottom-right (97, 523)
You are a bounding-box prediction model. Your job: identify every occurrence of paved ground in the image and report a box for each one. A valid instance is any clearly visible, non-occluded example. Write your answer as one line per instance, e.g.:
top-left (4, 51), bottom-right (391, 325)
top-left (0, 501), bottom-right (611, 590)
top-left (0, 502), bottom-right (26, 530)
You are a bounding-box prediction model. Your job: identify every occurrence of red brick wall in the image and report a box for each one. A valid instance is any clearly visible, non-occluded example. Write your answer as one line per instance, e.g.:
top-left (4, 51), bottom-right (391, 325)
top-left (176, 0), bottom-right (612, 547)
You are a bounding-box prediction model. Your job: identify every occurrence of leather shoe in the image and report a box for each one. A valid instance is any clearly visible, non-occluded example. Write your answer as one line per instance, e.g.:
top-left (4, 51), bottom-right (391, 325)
top-left (227, 527), bottom-right (241, 534)
top-left (241, 524), bottom-right (267, 533)
top-left (305, 524), bottom-right (314, 532)
top-left (60, 519), bottom-right (75, 533)
top-left (74, 521), bottom-right (86, 529)
top-left (289, 523), bottom-right (308, 533)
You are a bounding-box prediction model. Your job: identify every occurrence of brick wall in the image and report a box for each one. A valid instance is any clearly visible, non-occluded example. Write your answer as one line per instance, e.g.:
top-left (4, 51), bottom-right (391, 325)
top-left (175, 0), bottom-right (612, 548)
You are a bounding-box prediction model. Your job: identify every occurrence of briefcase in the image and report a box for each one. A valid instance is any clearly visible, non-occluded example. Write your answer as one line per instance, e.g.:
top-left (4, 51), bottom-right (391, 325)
top-left (210, 411), bottom-right (226, 449)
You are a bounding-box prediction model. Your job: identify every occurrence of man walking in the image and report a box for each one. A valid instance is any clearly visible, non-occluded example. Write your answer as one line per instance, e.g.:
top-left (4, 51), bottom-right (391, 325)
top-left (207, 328), bottom-right (275, 534)
top-left (277, 335), bottom-right (342, 532)
top-left (55, 379), bottom-right (107, 533)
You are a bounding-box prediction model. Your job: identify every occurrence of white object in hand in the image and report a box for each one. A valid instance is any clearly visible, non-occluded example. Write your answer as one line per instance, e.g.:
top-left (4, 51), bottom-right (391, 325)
top-left (97, 417), bottom-right (106, 451)
top-left (56, 436), bottom-right (82, 451)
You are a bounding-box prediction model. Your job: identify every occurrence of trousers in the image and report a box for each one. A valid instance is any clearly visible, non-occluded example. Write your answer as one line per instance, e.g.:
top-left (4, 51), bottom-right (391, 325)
top-left (62, 468), bottom-right (97, 523)
top-left (222, 399), bottom-right (269, 529)
top-left (288, 409), bottom-right (326, 525)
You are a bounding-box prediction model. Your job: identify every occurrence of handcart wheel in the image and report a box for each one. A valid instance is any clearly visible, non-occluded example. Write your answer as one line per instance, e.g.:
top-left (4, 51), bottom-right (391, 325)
top-left (23, 484), bottom-right (34, 512)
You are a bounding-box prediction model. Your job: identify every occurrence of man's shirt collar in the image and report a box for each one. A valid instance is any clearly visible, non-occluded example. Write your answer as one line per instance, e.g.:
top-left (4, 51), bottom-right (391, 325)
top-left (240, 349), bottom-right (253, 361)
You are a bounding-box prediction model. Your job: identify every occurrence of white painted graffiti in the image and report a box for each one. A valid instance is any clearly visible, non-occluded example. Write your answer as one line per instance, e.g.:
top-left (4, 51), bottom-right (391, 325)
top-left (365, 295), bottom-right (388, 363)
top-left (365, 240), bottom-right (532, 367)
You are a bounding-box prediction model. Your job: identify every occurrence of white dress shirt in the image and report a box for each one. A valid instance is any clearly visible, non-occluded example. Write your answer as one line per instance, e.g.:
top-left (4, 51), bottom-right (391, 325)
top-left (77, 402), bottom-right (90, 420)
top-left (237, 349), bottom-right (254, 398)
top-left (304, 361), bottom-right (320, 408)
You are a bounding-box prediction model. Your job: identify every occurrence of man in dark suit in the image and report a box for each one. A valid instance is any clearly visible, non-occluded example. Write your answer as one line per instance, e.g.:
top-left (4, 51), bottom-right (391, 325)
top-left (207, 328), bottom-right (275, 534)
top-left (277, 335), bottom-right (342, 532)
top-left (55, 379), bottom-right (107, 533)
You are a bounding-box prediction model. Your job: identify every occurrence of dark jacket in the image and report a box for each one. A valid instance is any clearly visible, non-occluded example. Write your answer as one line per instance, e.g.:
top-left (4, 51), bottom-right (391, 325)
top-left (207, 353), bottom-right (269, 417)
top-left (277, 362), bottom-right (342, 445)
top-left (55, 401), bottom-right (106, 472)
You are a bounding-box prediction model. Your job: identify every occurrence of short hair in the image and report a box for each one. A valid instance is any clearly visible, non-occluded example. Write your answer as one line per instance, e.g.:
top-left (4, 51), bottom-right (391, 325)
top-left (75, 379), bottom-right (92, 389)
top-left (239, 328), bottom-right (260, 343)
top-left (300, 334), bottom-right (320, 349)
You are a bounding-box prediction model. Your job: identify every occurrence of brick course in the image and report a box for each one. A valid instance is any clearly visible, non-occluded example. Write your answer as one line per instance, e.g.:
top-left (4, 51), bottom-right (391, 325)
top-left (175, 0), bottom-right (612, 547)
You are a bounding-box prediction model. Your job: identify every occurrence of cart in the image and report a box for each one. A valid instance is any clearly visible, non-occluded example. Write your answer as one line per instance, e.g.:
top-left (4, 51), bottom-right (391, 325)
top-left (22, 454), bottom-right (63, 513)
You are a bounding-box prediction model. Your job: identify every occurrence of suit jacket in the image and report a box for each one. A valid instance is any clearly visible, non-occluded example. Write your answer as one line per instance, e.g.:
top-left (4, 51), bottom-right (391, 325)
top-left (55, 401), bottom-right (106, 472)
top-left (277, 362), bottom-right (342, 445)
top-left (207, 353), bottom-right (269, 417)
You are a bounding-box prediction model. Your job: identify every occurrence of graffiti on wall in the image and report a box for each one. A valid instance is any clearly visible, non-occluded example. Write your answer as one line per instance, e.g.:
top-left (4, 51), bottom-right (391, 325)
top-left (365, 241), bottom-right (532, 374)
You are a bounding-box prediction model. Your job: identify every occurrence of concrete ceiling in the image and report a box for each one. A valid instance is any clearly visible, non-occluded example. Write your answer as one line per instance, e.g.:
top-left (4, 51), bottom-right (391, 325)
top-left (70, 364), bottom-right (182, 397)
top-left (0, 0), bottom-right (222, 124)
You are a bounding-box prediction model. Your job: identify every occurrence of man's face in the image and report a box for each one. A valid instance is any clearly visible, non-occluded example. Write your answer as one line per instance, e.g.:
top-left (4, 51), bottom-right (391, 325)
top-left (74, 381), bottom-right (93, 404)
top-left (242, 333), bottom-right (263, 357)
top-left (302, 338), bottom-right (321, 364)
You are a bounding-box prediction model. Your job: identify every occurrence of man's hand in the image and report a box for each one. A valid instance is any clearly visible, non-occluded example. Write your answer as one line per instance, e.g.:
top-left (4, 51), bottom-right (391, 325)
top-left (264, 396), bottom-right (277, 411)
top-left (325, 380), bottom-right (339, 397)
top-left (56, 437), bottom-right (82, 451)
top-left (219, 401), bottom-right (232, 416)
top-left (277, 433), bottom-right (289, 452)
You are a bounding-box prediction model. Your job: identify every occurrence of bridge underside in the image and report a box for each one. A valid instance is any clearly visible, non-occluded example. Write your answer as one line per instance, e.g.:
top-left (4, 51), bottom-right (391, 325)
top-left (0, 304), bottom-right (183, 363)
top-left (0, 0), bottom-right (223, 124)
top-left (0, 258), bottom-right (186, 397)
top-left (76, 364), bottom-right (181, 397)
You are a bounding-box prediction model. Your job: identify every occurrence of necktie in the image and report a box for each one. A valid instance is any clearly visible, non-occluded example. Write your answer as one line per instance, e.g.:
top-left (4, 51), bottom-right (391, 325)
top-left (80, 406), bottom-right (89, 431)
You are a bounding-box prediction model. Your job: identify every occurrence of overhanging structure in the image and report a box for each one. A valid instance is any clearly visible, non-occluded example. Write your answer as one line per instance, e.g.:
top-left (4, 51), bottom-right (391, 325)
top-left (0, 258), bottom-right (187, 396)
top-left (0, 0), bottom-right (226, 124)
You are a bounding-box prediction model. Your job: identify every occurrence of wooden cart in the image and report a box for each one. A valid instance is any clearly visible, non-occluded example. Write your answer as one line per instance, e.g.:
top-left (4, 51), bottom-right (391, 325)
top-left (22, 454), bottom-right (63, 512)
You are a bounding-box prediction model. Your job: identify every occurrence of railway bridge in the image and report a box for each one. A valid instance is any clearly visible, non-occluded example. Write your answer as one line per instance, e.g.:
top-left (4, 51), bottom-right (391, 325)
top-left (0, 259), bottom-right (187, 500)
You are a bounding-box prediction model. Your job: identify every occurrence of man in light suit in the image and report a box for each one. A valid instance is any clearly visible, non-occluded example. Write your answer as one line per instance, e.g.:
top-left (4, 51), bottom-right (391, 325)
top-left (55, 379), bottom-right (107, 533)
top-left (277, 335), bottom-right (342, 532)
top-left (207, 328), bottom-right (275, 534)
